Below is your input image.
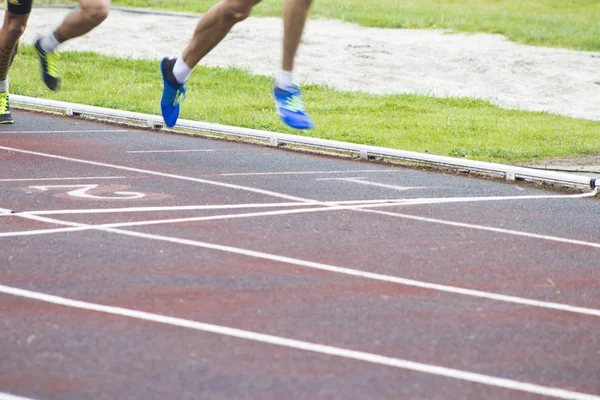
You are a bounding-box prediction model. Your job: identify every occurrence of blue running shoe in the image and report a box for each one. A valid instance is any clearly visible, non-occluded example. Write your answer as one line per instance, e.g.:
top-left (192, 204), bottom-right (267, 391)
top-left (273, 85), bottom-right (314, 130)
top-left (160, 57), bottom-right (186, 127)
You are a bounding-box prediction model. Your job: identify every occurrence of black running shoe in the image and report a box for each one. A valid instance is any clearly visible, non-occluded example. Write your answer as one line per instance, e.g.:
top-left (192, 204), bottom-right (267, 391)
top-left (0, 92), bottom-right (14, 124)
top-left (34, 39), bottom-right (60, 91)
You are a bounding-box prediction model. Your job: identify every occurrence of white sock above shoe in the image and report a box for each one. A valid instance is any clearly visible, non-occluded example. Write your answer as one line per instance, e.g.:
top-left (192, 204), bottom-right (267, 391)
top-left (173, 56), bottom-right (193, 85)
top-left (38, 33), bottom-right (61, 53)
top-left (0, 80), bottom-right (8, 93)
top-left (275, 70), bottom-right (296, 89)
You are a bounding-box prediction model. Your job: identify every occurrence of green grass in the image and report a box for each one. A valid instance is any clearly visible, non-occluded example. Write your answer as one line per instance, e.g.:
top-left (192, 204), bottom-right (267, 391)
top-left (37, 0), bottom-right (600, 51)
top-left (12, 47), bottom-right (600, 164)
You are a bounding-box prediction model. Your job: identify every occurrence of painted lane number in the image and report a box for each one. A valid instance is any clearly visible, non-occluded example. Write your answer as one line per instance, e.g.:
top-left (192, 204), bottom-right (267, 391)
top-left (29, 184), bottom-right (146, 200)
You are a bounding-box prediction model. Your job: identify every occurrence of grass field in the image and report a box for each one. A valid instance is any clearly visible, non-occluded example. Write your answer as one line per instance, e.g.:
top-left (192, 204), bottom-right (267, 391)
top-left (36, 0), bottom-right (600, 51)
top-left (11, 47), bottom-right (600, 164)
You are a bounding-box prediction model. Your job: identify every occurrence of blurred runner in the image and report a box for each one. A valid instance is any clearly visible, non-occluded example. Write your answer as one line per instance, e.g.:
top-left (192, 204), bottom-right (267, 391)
top-left (35, 0), bottom-right (111, 91)
top-left (0, 0), bottom-right (33, 123)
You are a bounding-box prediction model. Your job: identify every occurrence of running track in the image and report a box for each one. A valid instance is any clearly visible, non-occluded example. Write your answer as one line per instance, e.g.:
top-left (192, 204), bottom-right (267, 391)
top-left (1, 110), bottom-right (599, 400)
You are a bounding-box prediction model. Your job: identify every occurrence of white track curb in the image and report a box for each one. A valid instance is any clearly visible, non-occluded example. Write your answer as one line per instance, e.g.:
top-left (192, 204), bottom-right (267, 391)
top-left (12, 95), bottom-right (597, 190)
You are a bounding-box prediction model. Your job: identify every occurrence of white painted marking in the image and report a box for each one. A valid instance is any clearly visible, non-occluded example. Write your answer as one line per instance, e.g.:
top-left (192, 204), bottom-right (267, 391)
top-left (0, 130), bottom-right (127, 134)
top-left (317, 177), bottom-right (424, 191)
top-left (25, 199), bottom-right (405, 215)
top-left (358, 206), bottom-right (600, 249)
top-left (14, 213), bottom-right (600, 317)
top-left (0, 145), bottom-right (308, 202)
top-left (221, 169), bottom-right (400, 176)
top-left (29, 184), bottom-right (145, 200)
top-left (0, 285), bottom-right (598, 400)
top-left (127, 149), bottom-right (216, 153)
top-left (0, 176), bottom-right (128, 182)
top-left (2, 190), bottom-right (599, 253)
top-left (0, 393), bottom-right (36, 400)
top-left (0, 201), bottom-right (412, 238)
top-left (2, 144), bottom-right (598, 251)
top-left (1, 202), bottom-right (405, 238)
top-left (33, 204), bottom-right (388, 230)
top-left (0, 225), bottom-right (88, 237)
top-left (360, 190), bottom-right (599, 207)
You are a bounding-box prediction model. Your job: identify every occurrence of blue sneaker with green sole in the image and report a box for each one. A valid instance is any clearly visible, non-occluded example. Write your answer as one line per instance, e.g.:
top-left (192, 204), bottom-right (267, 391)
top-left (273, 85), bottom-right (314, 130)
top-left (160, 57), bottom-right (186, 127)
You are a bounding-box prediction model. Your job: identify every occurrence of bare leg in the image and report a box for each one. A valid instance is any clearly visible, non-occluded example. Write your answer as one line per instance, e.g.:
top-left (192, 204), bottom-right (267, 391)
top-left (53, 0), bottom-right (111, 43)
top-left (181, 0), bottom-right (261, 68)
top-left (281, 0), bottom-right (312, 72)
top-left (273, 0), bottom-right (314, 130)
top-left (0, 12), bottom-right (28, 82)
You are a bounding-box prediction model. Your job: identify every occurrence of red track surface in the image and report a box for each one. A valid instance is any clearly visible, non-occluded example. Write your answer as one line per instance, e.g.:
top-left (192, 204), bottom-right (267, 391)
top-left (1, 110), bottom-right (599, 400)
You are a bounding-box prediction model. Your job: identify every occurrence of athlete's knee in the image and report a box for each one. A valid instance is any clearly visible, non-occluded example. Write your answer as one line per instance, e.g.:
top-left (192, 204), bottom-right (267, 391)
top-left (81, 1), bottom-right (110, 25)
top-left (223, 0), bottom-right (260, 23)
top-left (2, 14), bottom-right (28, 39)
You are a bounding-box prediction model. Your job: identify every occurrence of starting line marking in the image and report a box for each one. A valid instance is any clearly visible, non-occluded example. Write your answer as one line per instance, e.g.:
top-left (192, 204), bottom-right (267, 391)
top-left (1, 284), bottom-right (598, 400)
top-left (12, 212), bottom-right (600, 318)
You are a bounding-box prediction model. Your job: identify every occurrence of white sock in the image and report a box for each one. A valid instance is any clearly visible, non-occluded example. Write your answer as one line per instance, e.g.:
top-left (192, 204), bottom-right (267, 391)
top-left (0, 80), bottom-right (8, 93)
top-left (275, 70), bottom-right (296, 89)
top-left (38, 33), bottom-right (61, 53)
top-left (172, 56), bottom-right (193, 84)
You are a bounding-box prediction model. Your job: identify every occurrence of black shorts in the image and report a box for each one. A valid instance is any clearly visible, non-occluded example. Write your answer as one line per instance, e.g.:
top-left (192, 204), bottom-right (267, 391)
top-left (4, 0), bottom-right (32, 15)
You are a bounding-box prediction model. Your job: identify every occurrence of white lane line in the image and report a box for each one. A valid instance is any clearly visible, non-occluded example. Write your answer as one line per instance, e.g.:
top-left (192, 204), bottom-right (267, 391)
top-left (19, 192), bottom-right (598, 238)
top-left (7, 190), bottom-right (596, 238)
top-left (24, 199), bottom-right (405, 215)
top-left (0, 393), bottom-right (36, 400)
top-left (0, 202), bottom-right (406, 238)
top-left (1, 285), bottom-right (598, 400)
top-left (0, 176), bottom-right (128, 182)
top-left (23, 203), bottom-right (399, 230)
top-left (78, 193), bottom-right (599, 249)
top-left (359, 207), bottom-right (600, 249)
top-left (317, 177), bottom-right (425, 191)
top-left (2, 144), bottom-right (598, 251)
top-left (127, 149), bottom-right (216, 153)
top-left (0, 145), bottom-right (308, 202)
top-left (0, 225), bottom-right (88, 237)
top-left (4, 191), bottom-right (600, 252)
top-left (0, 130), bottom-right (127, 134)
top-left (15, 213), bottom-right (600, 317)
top-left (221, 169), bottom-right (401, 176)
top-left (1, 202), bottom-right (406, 238)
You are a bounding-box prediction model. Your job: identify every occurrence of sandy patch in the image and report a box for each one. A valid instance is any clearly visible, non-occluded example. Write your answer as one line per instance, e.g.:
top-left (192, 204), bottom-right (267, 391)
top-left (14, 8), bottom-right (600, 122)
